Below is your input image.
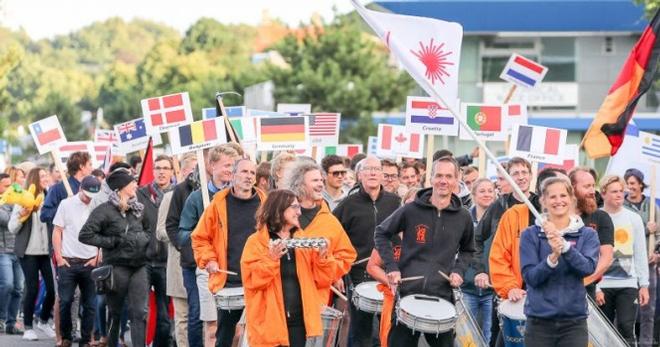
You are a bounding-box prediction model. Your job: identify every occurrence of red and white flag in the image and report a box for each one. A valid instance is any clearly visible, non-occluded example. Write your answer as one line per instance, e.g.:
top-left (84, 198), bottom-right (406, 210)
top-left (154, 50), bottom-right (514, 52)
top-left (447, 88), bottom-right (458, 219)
top-left (94, 129), bottom-right (119, 165)
top-left (352, 0), bottom-right (462, 111)
top-left (94, 129), bottom-right (118, 144)
top-left (377, 124), bottom-right (424, 159)
top-left (58, 141), bottom-right (95, 166)
top-left (308, 113), bottom-right (341, 146)
top-left (29, 115), bottom-right (67, 155)
top-left (504, 104), bottom-right (528, 133)
top-left (141, 92), bottom-right (193, 133)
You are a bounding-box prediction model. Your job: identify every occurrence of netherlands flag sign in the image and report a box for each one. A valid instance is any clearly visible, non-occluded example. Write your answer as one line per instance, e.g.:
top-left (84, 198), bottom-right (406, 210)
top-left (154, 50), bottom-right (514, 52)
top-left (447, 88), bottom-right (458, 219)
top-left (500, 53), bottom-right (548, 88)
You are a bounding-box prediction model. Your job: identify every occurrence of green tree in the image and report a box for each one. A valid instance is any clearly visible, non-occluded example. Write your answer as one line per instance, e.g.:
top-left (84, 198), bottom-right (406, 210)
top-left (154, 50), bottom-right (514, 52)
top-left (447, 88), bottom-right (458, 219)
top-left (268, 13), bottom-right (414, 144)
top-left (634, 0), bottom-right (660, 18)
top-left (31, 92), bottom-right (84, 141)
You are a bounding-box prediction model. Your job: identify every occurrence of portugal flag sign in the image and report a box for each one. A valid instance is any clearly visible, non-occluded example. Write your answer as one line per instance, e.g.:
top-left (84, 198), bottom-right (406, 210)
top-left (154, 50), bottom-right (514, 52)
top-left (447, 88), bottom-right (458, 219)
top-left (583, 10), bottom-right (660, 158)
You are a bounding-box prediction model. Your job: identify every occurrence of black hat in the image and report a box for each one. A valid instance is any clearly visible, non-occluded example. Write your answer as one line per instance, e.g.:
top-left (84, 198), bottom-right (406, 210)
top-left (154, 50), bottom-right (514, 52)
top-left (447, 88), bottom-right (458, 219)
top-left (106, 169), bottom-right (136, 191)
top-left (80, 176), bottom-right (101, 198)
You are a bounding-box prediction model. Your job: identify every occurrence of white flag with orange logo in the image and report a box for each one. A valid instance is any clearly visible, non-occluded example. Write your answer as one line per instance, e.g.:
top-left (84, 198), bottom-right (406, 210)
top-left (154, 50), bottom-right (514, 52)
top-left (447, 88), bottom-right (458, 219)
top-left (351, 0), bottom-right (462, 109)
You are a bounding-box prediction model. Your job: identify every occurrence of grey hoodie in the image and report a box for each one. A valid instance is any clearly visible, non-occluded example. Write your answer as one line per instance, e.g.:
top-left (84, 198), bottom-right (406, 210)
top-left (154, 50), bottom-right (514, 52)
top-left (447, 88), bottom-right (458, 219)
top-left (0, 204), bottom-right (15, 253)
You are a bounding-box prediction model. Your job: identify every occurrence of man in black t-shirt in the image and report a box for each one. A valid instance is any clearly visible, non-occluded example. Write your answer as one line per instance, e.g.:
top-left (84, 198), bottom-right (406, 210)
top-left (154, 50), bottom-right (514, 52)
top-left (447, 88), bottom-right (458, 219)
top-left (569, 167), bottom-right (615, 298)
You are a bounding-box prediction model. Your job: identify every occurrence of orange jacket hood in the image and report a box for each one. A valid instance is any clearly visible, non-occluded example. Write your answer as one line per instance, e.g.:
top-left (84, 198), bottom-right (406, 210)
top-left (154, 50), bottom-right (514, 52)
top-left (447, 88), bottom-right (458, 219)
top-left (489, 203), bottom-right (530, 299)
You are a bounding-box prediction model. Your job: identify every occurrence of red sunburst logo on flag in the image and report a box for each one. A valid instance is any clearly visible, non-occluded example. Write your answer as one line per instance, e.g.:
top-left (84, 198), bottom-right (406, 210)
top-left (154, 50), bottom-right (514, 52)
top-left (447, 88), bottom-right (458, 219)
top-left (411, 38), bottom-right (453, 85)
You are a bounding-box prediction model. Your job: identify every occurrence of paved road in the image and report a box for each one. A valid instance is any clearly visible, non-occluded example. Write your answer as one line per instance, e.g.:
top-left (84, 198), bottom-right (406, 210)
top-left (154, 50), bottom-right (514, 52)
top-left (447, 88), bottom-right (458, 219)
top-left (0, 333), bottom-right (56, 347)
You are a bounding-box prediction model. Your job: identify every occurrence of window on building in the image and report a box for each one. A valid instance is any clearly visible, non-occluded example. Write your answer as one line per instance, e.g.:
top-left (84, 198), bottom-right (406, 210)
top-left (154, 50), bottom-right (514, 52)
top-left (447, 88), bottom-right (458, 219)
top-left (602, 36), bottom-right (615, 55)
top-left (480, 37), bottom-right (539, 82)
top-left (540, 37), bottom-right (576, 82)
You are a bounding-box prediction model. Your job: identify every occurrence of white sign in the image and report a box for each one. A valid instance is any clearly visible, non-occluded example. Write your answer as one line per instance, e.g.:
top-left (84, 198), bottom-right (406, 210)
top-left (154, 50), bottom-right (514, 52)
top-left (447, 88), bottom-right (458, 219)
top-left (405, 96), bottom-right (459, 136)
top-left (483, 82), bottom-right (579, 107)
top-left (376, 124), bottom-right (425, 159)
top-left (276, 103), bottom-right (311, 116)
top-left (459, 103), bottom-right (507, 142)
top-left (167, 118), bottom-right (227, 155)
top-left (509, 124), bottom-right (567, 164)
top-left (29, 115), bottom-right (67, 155)
top-left (256, 116), bottom-right (310, 151)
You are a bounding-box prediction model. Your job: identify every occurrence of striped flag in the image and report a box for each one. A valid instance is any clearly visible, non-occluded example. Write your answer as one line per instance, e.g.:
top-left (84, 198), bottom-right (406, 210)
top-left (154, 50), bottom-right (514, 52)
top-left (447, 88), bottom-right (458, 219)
top-left (308, 113), bottom-right (340, 146)
top-left (377, 124), bottom-right (424, 159)
top-left (141, 92), bottom-right (193, 132)
top-left (229, 117), bottom-right (257, 143)
top-left (583, 10), bottom-right (660, 158)
top-left (500, 53), bottom-right (548, 88)
top-left (202, 106), bottom-right (246, 119)
top-left (405, 96), bottom-right (458, 136)
top-left (459, 103), bottom-right (506, 141)
top-left (58, 142), bottom-right (95, 166)
top-left (320, 144), bottom-right (363, 158)
top-left (256, 116), bottom-right (309, 151)
top-left (504, 104), bottom-right (528, 132)
top-left (29, 115), bottom-right (67, 154)
top-left (168, 118), bottom-right (227, 155)
top-left (641, 132), bottom-right (660, 164)
top-left (509, 124), bottom-right (567, 164)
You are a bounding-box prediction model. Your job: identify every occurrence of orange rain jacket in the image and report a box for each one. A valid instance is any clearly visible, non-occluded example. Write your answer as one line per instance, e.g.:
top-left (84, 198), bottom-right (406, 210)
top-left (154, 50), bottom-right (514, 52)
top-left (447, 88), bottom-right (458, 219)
top-left (297, 200), bottom-right (357, 299)
top-left (489, 203), bottom-right (531, 299)
top-left (240, 226), bottom-right (336, 347)
top-left (191, 187), bottom-right (267, 294)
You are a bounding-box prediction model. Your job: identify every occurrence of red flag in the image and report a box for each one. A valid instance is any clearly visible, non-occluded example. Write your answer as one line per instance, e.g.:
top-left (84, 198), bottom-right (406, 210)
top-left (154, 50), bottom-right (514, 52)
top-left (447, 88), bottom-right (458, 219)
top-left (138, 137), bottom-right (154, 186)
top-left (583, 10), bottom-right (660, 158)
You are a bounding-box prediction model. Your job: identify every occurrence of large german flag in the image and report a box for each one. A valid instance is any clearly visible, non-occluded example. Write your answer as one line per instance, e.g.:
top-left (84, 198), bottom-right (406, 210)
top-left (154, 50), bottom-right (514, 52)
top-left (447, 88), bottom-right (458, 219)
top-left (583, 10), bottom-right (660, 159)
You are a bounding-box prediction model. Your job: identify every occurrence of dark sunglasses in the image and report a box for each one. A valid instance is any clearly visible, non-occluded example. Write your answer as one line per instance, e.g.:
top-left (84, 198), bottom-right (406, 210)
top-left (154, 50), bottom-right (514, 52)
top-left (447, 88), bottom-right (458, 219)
top-left (329, 170), bottom-right (347, 177)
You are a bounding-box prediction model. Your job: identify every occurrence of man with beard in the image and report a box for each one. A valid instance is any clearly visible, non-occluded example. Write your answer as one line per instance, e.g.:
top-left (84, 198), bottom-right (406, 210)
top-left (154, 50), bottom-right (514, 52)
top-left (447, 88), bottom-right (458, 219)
top-left (333, 155), bottom-right (401, 346)
top-left (191, 159), bottom-right (266, 347)
top-left (282, 159), bottom-right (357, 302)
top-left (569, 167), bottom-right (615, 299)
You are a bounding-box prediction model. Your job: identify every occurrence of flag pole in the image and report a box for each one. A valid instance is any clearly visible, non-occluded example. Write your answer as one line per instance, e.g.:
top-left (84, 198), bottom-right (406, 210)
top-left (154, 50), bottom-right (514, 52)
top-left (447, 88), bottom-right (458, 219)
top-left (478, 147), bottom-right (486, 178)
top-left (215, 92), bottom-right (241, 144)
top-left (51, 149), bottom-right (73, 197)
top-left (649, 165), bottom-right (657, 258)
top-left (196, 149), bottom-right (211, 208)
top-left (503, 84), bottom-right (517, 104)
top-left (424, 134), bottom-right (434, 187)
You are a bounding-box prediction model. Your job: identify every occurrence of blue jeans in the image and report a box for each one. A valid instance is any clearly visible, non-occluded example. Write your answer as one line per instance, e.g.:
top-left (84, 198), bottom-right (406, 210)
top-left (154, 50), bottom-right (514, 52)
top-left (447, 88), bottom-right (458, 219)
top-left (462, 292), bottom-right (493, 344)
top-left (182, 266), bottom-right (203, 347)
top-left (0, 253), bottom-right (24, 327)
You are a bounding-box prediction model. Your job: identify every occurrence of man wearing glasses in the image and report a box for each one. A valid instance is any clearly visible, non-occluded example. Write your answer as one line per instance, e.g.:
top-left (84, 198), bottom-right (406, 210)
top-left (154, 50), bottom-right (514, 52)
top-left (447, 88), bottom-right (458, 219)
top-left (334, 155), bottom-right (401, 346)
top-left (321, 155), bottom-right (348, 211)
top-left (137, 154), bottom-right (176, 347)
top-left (381, 159), bottom-right (404, 197)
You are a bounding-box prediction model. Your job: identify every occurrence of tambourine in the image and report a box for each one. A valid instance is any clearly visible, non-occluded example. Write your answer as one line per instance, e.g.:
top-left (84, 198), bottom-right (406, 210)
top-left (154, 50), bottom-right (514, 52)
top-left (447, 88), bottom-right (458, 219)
top-left (270, 237), bottom-right (328, 249)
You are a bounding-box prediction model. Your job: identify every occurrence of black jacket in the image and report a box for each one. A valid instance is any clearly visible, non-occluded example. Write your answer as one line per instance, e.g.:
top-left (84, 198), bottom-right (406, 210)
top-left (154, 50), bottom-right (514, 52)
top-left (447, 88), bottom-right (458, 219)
top-left (166, 174), bottom-right (198, 253)
top-left (374, 188), bottom-right (475, 301)
top-left (79, 201), bottom-right (150, 267)
top-left (333, 184), bottom-right (401, 284)
top-left (473, 192), bottom-right (539, 274)
top-left (137, 185), bottom-right (168, 265)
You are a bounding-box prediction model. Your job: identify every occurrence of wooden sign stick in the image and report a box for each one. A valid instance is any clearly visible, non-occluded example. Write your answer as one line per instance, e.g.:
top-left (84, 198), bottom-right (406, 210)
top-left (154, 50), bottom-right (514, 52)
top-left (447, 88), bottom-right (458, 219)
top-left (51, 149), bottom-right (73, 197)
top-left (196, 149), bottom-right (211, 208)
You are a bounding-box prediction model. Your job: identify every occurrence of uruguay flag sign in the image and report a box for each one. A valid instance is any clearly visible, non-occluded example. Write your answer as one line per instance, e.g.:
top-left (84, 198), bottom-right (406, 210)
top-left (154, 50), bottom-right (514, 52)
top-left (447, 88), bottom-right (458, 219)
top-left (405, 96), bottom-right (459, 136)
top-left (500, 53), bottom-right (548, 88)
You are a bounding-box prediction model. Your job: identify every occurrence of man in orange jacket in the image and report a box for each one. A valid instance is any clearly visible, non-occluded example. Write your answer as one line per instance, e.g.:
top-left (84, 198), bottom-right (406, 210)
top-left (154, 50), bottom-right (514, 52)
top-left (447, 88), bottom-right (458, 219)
top-left (191, 159), bottom-right (267, 347)
top-left (282, 159), bottom-right (357, 301)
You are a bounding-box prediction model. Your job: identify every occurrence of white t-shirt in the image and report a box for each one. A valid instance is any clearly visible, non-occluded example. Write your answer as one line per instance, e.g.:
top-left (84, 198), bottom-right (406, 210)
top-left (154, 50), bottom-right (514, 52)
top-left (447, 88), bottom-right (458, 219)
top-left (53, 194), bottom-right (98, 259)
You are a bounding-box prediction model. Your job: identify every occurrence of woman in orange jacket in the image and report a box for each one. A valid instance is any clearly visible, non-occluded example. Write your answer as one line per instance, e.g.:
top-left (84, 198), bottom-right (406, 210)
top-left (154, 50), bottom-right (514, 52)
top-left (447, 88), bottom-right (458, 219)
top-left (241, 189), bottom-right (337, 347)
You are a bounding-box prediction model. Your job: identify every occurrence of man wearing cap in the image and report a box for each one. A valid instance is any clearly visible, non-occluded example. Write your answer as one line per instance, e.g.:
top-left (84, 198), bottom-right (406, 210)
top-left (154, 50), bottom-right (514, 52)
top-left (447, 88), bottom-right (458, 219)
top-left (53, 176), bottom-right (102, 347)
top-left (623, 168), bottom-right (660, 347)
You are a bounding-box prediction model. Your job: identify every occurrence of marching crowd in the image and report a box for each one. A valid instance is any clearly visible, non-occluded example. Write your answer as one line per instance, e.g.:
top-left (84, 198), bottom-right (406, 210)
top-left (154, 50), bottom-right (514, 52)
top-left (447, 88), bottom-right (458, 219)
top-left (0, 143), bottom-right (658, 347)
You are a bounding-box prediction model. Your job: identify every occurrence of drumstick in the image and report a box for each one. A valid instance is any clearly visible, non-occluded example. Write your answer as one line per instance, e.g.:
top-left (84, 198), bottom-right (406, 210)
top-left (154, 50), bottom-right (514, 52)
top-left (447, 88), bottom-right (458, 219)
top-left (438, 270), bottom-right (451, 282)
top-left (400, 275), bottom-right (424, 282)
top-left (330, 285), bottom-right (349, 302)
top-left (352, 257), bottom-right (370, 266)
top-left (217, 269), bottom-right (238, 276)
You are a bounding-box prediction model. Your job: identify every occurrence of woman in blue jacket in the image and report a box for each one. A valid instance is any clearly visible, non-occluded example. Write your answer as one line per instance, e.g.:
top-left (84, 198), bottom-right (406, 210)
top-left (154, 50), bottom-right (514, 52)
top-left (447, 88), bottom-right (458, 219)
top-left (520, 176), bottom-right (600, 347)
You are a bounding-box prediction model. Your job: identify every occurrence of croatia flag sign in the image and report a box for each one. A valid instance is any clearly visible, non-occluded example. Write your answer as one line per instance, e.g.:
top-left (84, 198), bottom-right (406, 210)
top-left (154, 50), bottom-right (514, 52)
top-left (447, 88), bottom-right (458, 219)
top-left (405, 96), bottom-right (458, 136)
top-left (30, 115), bottom-right (67, 155)
top-left (509, 124), bottom-right (567, 164)
top-left (377, 124), bottom-right (424, 159)
top-left (141, 92), bottom-right (194, 133)
top-left (500, 54), bottom-right (548, 88)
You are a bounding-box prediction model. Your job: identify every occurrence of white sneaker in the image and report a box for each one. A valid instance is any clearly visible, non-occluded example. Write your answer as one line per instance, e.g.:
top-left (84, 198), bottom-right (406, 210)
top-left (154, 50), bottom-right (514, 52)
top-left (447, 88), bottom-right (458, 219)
top-left (22, 329), bottom-right (38, 341)
top-left (36, 321), bottom-right (56, 338)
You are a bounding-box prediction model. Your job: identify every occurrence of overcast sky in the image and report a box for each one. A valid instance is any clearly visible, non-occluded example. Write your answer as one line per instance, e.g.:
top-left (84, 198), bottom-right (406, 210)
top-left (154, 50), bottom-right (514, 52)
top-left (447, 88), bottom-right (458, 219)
top-left (2, 0), bottom-right (356, 40)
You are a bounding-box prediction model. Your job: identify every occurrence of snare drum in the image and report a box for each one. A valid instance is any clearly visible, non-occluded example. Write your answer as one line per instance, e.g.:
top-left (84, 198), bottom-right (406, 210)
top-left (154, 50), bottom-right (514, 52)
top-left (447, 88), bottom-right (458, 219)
top-left (213, 287), bottom-right (245, 311)
top-left (320, 306), bottom-right (343, 347)
top-left (497, 299), bottom-right (526, 347)
top-left (396, 295), bottom-right (457, 334)
top-left (352, 281), bottom-right (384, 314)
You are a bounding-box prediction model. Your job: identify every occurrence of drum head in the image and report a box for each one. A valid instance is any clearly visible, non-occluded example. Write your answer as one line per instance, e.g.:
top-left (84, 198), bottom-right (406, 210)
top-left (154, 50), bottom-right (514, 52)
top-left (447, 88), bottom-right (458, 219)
top-left (217, 287), bottom-right (244, 296)
top-left (399, 295), bottom-right (456, 320)
top-left (322, 306), bottom-right (343, 319)
top-left (354, 282), bottom-right (384, 301)
top-left (498, 299), bottom-right (526, 320)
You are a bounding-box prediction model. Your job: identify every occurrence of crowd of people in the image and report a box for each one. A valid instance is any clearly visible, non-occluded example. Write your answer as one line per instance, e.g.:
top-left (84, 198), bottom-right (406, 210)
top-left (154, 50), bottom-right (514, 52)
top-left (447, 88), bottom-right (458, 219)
top-left (0, 143), bottom-right (658, 347)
